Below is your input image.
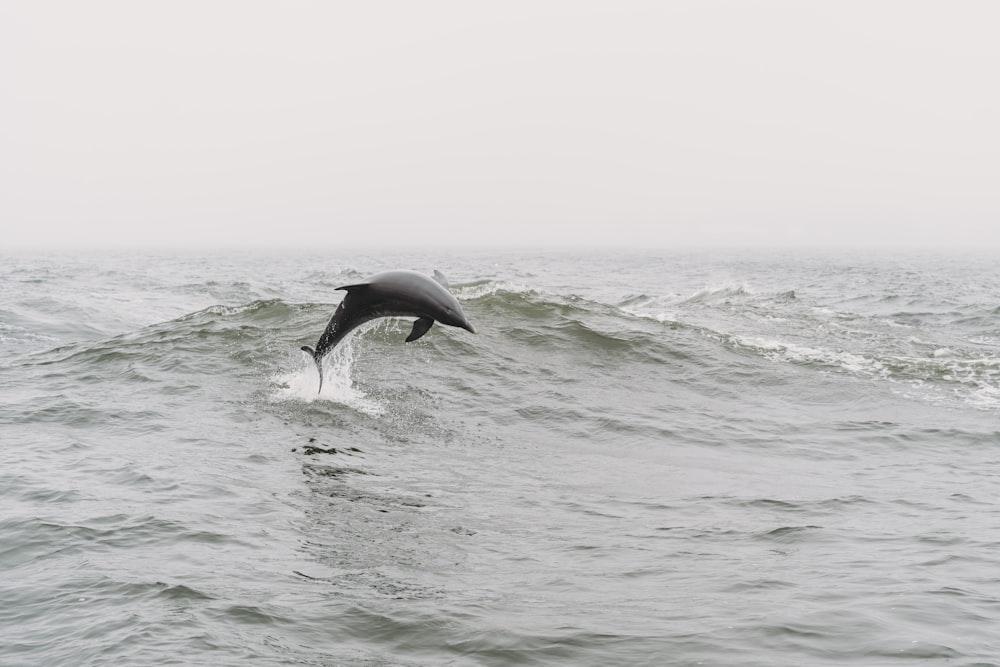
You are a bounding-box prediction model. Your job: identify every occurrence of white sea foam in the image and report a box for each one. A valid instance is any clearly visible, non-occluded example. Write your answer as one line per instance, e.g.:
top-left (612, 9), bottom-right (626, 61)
top-left (619, 303), bottom-right (678, 324)
top-left (0, 322), bottom-right (59, 346)
top-left (738, 336), bottom-right (888, 377)
top-left (740, 334), bottom-right (1000, 412)
top-left (969, 335), bottom-right (1000, 346)
top-left (199, 302), bottom-right (265, 317)
top-left (620, 282), bottom-right (751, 323)
top-left (677, 282), bottom-right (750, 304)
top-left (455, 280), bottom-right (535, 300)
top-left (967, 383), bottom-right (1000, 410)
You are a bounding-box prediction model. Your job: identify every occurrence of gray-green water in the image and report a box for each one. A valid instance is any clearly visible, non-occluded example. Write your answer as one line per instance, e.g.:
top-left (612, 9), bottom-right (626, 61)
top-left (2, 248), bottom-right (999, 666)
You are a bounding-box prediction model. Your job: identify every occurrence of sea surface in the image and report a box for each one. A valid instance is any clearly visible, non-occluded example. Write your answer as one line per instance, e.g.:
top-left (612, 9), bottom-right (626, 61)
top-left (2, 247), bottom-right (999, 666)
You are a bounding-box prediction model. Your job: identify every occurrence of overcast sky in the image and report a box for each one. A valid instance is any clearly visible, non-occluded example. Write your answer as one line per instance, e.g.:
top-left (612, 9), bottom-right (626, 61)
top-left (2, 1), bottom-right (997, 248)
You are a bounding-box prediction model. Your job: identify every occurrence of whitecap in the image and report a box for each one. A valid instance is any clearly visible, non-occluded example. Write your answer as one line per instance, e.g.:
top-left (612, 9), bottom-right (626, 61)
top-left (677, 282), bottom-right (750, 305)
top-left (455, 280), bottom-right (536, 300)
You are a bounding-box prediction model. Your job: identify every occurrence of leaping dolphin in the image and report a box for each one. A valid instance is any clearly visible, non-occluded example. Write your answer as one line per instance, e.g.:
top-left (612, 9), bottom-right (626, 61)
top-left (301, 269), bottom-right (476, 393)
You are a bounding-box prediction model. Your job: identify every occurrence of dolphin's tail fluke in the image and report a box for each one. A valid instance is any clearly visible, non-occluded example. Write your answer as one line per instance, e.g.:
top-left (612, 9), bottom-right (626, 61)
top-left (301, 345), bottom-right (323, 394)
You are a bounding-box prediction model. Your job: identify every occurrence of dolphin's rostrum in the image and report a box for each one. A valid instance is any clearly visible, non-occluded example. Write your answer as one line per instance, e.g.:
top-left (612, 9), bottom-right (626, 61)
top-left (301, 269), bottom-right (476, 393)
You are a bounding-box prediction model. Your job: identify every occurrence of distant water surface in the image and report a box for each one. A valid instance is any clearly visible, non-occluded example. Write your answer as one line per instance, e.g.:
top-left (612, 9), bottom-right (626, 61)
top-left (2, 248), bottom-right (999, 666)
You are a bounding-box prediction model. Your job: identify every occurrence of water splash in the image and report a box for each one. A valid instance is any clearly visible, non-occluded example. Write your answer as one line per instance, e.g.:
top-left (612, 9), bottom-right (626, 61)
top-left (270, 339), bottom-right (384, 417)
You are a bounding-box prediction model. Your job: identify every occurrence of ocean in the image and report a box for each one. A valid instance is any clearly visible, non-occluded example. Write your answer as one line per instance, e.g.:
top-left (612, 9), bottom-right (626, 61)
top-left (2, 247), bottom-right (999, 666)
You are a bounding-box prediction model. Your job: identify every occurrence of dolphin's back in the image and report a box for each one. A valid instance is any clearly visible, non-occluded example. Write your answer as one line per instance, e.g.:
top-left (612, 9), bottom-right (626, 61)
top-left (307, 274), bottom-right (432, 357)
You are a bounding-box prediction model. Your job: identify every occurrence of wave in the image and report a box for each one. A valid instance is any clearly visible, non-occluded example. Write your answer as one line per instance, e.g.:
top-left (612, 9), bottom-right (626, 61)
top-left (9, 279), bottom-right (999, 417)
top-left (267, 288), bottom-right (1000, 414)
top-left (11, 300), bottom-right (310, 391)
top-left (677, 282), bottom-right (750, 305)
top-left (455, 279), bottom-right (538, 301)
top-left (727, 333), bottom-right (1000, 412)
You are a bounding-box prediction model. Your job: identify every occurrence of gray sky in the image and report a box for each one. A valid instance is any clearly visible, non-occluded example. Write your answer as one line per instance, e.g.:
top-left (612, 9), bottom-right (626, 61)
top-left (2, 1), bottom-right (998, 248)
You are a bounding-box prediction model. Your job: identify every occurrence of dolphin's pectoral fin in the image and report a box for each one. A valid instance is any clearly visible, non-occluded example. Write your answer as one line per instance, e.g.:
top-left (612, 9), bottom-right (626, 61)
top-left (432, 270), bottom-right (450, 289)
top-left (406, 317), bottom-right (435, 342)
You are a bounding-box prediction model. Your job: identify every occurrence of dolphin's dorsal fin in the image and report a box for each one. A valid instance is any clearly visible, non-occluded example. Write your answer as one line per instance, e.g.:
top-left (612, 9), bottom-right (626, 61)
top-left (406, 317), bottom-right (434, 342)
top-left (336, 283), bottom-right (370, 292)
top-left (432, 270), bottom-right (450, 289)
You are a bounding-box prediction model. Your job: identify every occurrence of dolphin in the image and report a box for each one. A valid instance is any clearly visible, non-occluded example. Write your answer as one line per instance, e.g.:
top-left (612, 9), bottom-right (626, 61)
top-left (301, 269), bottom-right (476, 393)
